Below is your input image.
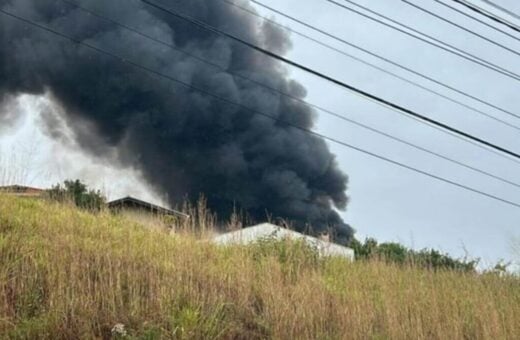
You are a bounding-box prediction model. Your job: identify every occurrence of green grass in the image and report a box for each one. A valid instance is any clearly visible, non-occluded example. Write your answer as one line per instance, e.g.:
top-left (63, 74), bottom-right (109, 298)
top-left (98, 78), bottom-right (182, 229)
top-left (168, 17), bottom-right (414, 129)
top-left (0, 195), bottom-right (519, 339)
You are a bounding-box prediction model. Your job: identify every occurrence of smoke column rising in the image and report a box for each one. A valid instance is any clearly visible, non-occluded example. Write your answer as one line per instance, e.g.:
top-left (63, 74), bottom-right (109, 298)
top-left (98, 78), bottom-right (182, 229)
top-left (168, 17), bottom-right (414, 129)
top-left (0, 0), bottom-right (353, 242)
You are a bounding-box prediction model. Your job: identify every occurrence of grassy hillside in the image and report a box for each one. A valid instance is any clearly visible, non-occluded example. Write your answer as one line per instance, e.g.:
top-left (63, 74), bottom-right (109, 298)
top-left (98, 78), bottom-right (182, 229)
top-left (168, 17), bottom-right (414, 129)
top-left (0, 195), bottom-right (519, 339)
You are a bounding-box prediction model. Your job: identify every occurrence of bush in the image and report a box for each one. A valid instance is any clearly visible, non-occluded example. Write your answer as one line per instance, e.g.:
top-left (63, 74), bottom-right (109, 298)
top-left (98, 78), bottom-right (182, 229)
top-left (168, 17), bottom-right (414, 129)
top-left (47, 179), bottom-right (105, 211)
top-left (350, 237), bottom-right (478, 272)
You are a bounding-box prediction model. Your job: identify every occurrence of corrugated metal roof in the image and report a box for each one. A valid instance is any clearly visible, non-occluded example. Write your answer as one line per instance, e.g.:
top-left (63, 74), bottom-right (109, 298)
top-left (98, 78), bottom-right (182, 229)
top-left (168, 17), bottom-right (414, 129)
top-left (213, 223), bottom-right (354, 260)
top-left (108, 196), bottom-right (189, 219)
top-left (0, 185), bottom-right (45, 197)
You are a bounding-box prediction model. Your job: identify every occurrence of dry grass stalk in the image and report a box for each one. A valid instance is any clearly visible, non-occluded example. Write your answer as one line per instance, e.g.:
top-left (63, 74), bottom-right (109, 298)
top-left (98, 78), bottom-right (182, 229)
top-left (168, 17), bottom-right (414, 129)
top-left (0, 195), bottom-right (519, 339)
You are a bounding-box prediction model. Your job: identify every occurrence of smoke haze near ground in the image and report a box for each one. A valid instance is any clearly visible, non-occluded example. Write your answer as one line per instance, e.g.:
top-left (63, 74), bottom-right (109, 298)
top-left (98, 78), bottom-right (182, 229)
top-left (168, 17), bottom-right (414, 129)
top-left (0, 0), bottom-right (353, 242)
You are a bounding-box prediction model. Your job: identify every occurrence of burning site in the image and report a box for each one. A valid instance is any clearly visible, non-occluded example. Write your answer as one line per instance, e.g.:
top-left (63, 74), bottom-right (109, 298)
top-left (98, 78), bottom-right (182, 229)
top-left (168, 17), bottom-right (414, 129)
top-left (1, 0), bottom-right (519, 338)
top-left (0, 0), bottom-right (353, 243)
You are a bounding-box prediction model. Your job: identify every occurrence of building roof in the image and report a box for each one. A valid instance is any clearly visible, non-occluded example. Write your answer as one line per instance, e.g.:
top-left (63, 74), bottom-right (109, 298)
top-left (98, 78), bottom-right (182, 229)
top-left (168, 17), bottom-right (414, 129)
top-left (107, 196), bottom-right (189, 219)
top-left (0, 185), bottom-right (46, 197)
top-left (213, 223), bottom-right (354, 260)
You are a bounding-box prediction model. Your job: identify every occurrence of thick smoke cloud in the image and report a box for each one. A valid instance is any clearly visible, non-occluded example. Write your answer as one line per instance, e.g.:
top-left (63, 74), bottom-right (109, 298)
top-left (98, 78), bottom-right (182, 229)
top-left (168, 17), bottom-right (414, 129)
top-left (0, 0), bottom-right (353, 242)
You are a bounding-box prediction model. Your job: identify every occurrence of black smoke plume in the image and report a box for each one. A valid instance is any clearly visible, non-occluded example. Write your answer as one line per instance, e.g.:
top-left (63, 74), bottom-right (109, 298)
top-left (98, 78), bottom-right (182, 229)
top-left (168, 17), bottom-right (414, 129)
top-left (0, 0), bottom-right (353, 242)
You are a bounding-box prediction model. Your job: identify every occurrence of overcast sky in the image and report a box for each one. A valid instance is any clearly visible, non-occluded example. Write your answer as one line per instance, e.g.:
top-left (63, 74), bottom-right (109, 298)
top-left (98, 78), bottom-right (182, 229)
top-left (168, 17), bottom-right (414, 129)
top-left (1, 0), bottom-right (520, 268)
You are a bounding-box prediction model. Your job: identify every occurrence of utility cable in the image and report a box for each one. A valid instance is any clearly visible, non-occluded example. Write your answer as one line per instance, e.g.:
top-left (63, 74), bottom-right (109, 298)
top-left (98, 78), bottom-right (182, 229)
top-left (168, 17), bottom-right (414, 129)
top-left (451, 0), bottom-right (520, 33)
top-left (402, 0), bottom-right (520, 57)
top-left (326, 0), bottom-right (520, 82)
top-left (2, 7), bottom-right (520, 209)
top-left (434, 0), bottom-right (520, 44)
top-left (246, 0), bottom-right (520, 134)
top-left (480, 0), bottom-right (520, 22)
top-left (219, 0), bottom-right (520, 131)
top-left (139, 0), bottom-right (520, 161)
top-left (59, 0), bottom-right (520, 189)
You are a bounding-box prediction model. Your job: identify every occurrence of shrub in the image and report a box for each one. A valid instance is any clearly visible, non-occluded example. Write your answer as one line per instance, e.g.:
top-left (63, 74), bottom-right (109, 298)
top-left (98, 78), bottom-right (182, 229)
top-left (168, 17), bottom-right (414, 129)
top-left (350, 237), bottom-right (478, 272)
top-left (47, 179), bottom-right (105, 211)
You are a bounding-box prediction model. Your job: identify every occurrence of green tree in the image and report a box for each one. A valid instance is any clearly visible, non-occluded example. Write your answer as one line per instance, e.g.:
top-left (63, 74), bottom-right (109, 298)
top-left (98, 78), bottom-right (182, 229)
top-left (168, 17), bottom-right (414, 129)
top-left (47, 179), bottom-right (105, 211)
top-left (349, 237), bottom-right (477, 272)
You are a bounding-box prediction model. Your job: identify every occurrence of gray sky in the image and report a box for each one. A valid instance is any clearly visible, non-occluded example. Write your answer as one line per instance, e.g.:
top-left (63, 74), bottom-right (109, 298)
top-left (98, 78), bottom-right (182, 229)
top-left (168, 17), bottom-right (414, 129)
top-left (1, 0), bottom-right (519, 267)
top-left (256, 0), bottom-right (520, 267)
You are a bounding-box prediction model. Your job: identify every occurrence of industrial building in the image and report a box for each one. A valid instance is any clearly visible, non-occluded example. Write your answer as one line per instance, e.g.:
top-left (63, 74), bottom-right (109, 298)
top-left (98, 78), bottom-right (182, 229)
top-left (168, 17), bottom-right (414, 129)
top-left (213, 223), bottom-right (355, 260)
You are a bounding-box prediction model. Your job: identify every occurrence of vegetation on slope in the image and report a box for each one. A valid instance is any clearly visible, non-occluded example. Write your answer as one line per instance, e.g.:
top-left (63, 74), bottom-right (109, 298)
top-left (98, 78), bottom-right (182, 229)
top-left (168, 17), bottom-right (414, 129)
top-left (0, 195), bottom-right (519, 339)
top-left (47, 179), bottom-right (106, 211)
top-left (350, 237), bottom-right (478, 272)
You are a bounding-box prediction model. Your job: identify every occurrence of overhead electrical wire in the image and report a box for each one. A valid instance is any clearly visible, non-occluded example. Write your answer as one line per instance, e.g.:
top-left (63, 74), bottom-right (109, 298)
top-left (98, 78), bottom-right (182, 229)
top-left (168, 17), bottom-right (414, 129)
top-left (58, 0), bottom-right (520, 190)
top-left (244, 0), bottom-right (520, 133)
top-left (433, 0), bottom-right (520, 43)
top-left (325, 0), bottom-right (520, 82)
top-left (480, 0), bottom-right (520, 22)
top-left (2, 7), bottom-right (520, 209)
top-left (138, 0), bottom-right (520, 162)
top-left (223, 0), bottom-right (520, 131)
top-left (450, 0), bottom-right (520, 33)
top-left (402, 0), bottom-right (520, 57)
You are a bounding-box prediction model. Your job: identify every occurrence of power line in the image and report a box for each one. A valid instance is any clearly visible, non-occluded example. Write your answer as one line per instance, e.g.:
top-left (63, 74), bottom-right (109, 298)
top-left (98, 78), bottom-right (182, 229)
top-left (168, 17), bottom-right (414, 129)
top-left (138, 0), bottom-right (520, 161)
top-left (59, 0), bottom-right (520, 190)
top-left (220, 1), bottom-right (520, 132)
top-left (326, 0), bottom-right (520, 82)
top-left (434, 0), bottom-right (520, 44)
top-left (402, 0), bottom-right (520, 57)
top-left (2, 8), bottom-right (520, 210)
top-left (451, 0), bottom-right (520, 33)
top-left (480, 0), bottom-right (520, 22)
top-left (245, 0), bottom-right (520, 142)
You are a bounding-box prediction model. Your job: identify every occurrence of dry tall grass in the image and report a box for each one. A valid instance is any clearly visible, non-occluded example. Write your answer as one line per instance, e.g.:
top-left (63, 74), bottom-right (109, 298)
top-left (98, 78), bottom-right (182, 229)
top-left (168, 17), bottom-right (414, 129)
top-left (0, 195), bottom-right (519, 339)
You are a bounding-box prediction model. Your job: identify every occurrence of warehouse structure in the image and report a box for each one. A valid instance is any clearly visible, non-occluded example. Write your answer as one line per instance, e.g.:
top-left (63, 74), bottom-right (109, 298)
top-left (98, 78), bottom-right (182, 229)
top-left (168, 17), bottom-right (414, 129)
top-left (213, 223), bottom-right (355, 260)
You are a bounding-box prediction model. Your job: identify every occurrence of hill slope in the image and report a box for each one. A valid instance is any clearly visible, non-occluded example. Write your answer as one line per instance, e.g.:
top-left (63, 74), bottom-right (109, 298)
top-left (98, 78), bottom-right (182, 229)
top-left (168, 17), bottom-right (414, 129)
top-left (0, 195), bottom-right (519, 339)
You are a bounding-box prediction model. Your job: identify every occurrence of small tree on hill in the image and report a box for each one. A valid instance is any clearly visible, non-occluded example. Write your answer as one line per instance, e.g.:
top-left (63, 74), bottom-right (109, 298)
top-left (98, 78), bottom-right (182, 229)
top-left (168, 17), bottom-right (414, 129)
top-left (48, 179), bottom-right (106, 211)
